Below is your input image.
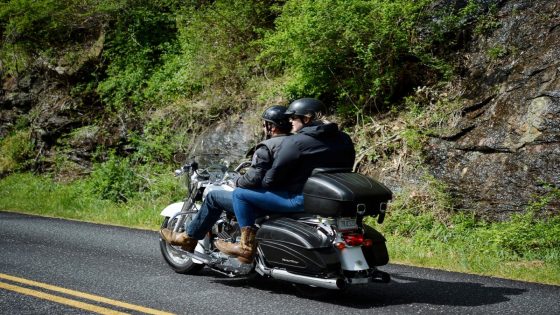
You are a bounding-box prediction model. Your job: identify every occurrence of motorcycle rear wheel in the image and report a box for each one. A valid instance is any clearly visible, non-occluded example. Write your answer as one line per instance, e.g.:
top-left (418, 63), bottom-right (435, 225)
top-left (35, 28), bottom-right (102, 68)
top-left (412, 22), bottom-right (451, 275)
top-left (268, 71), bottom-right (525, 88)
top-left (159, 216), bottom-right (205, 274)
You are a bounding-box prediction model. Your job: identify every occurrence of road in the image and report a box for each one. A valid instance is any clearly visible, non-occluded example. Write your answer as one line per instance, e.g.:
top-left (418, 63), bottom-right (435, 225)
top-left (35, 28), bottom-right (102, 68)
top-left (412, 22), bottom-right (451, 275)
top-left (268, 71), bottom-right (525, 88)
top-left (1, 211), bottom-right (559, 314)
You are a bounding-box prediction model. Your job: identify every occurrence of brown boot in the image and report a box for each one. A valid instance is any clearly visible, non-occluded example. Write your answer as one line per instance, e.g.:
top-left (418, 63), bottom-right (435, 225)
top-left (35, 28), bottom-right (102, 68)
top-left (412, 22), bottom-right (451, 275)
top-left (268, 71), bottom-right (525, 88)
top-left (214, 226), bottom-right (257, 263)
top-left (159, 228), bottom-right (198, 252)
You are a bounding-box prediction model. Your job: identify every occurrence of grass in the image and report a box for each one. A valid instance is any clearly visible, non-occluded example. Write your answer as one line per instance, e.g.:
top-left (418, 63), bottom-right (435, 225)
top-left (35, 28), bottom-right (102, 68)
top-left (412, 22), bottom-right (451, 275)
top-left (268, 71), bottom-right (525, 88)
top-left (367, 191), bottom-right (560, 286)
top-left (383, 233), bottom-right (560, 286)
top-left (0, 173), bottom-right (171, 229)
top-left (1, 172), bottom-right (559, 286)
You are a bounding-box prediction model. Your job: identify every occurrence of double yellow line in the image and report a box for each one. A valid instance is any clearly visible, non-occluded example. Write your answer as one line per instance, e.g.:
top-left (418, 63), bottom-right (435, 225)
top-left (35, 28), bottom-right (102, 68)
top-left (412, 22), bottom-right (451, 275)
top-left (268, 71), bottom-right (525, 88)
top-left (0, 273), bottom-right (174, 315)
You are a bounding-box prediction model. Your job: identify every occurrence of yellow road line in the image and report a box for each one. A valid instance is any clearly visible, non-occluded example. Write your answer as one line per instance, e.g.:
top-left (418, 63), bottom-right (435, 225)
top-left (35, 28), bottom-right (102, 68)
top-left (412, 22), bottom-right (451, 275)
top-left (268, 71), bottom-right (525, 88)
top-left (0, 282), bottom-right (128, 315)
top-left (0, 273), bottom-right (174, 315)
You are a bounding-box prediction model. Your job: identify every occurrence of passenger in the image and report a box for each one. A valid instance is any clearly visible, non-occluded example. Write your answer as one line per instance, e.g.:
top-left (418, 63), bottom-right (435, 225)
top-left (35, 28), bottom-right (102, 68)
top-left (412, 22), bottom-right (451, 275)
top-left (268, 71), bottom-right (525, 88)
top-left (215, 98), bottom-right (355, 263)
top-left (160, 105), bottom-right (291, 252)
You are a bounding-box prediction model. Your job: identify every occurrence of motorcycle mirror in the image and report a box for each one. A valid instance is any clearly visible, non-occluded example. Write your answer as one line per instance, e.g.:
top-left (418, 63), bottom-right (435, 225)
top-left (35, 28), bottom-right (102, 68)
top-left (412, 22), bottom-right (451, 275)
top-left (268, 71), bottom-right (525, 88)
top-left (190, 161), bottom-right (199, 171)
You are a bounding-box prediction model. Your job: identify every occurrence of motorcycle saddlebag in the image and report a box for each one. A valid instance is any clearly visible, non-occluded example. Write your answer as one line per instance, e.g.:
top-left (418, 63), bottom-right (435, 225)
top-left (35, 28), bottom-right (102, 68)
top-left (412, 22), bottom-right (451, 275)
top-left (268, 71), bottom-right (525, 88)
top-left (303, 172), bottom-right (392, 217)
top-left (361, 225), bottom-right (389, 266)
top-left (256, 217), bottom-right (340, 276)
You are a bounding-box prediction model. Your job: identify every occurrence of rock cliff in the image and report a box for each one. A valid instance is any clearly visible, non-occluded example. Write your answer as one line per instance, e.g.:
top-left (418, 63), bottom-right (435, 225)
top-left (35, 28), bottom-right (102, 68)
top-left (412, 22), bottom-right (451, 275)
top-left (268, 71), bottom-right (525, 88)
top-left (427, 0), bottom-right (559, 217)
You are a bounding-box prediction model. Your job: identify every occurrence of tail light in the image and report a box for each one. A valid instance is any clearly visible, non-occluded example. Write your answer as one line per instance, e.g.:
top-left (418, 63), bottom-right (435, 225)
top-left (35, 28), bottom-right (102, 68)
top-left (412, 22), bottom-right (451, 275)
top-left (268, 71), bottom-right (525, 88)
top-left (342, 233), bottom-right (364, 246)
top-left (335, 242), bottom-right (346, 250)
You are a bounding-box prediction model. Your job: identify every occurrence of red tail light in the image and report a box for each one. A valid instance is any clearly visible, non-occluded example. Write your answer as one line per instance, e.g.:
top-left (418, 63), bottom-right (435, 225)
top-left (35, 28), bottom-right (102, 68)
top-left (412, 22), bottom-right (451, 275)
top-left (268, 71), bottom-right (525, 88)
top-left (335, 242), bottom-right (346, 250)
top-left (342, 233), bottom-right (364, 246)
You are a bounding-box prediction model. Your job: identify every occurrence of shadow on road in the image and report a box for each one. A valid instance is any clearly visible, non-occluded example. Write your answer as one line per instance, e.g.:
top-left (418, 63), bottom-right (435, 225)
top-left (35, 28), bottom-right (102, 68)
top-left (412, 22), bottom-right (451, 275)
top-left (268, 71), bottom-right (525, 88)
top-left (210, 270), bottom-right (527, 309)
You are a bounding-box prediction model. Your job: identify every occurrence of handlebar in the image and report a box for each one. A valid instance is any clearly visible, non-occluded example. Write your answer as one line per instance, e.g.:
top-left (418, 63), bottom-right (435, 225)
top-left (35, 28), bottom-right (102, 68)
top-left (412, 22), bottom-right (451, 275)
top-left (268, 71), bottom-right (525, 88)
top-left (234, 161), bottom-right (251, 172)
top-left (175, 161), bottom-right (250, 178)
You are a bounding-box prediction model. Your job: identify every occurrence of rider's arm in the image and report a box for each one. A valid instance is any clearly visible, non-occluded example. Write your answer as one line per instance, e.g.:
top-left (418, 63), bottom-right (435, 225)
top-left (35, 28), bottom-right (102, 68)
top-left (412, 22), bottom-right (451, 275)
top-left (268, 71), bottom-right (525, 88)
top-left (236, 145), bottom-right (272, 189)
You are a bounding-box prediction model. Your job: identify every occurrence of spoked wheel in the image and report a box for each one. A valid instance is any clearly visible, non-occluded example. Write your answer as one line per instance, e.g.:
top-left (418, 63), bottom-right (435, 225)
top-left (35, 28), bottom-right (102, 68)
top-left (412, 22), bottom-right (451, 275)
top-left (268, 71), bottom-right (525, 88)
top-left (159, 216), bottom-right (204, 274)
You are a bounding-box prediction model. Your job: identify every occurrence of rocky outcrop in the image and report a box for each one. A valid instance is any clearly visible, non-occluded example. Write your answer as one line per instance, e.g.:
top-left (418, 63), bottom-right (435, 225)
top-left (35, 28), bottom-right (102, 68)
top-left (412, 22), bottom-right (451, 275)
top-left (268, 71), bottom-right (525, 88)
top-left (0, 30), bottom-right (116, 172)
top-left (427, 0), bottom-right (560, 217)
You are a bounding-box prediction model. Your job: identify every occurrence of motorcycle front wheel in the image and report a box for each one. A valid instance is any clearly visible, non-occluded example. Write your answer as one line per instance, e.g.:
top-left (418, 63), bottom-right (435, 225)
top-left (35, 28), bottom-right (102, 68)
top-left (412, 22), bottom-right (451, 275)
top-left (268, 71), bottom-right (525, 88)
top-left (159, 216), bottom-right (205, 274)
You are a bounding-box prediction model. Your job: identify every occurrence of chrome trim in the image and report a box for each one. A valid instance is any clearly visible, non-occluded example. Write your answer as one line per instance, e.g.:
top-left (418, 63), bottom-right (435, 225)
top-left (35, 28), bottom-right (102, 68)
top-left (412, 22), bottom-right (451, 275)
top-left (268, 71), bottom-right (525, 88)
top-left (256, 259), bottom-right (344, 290)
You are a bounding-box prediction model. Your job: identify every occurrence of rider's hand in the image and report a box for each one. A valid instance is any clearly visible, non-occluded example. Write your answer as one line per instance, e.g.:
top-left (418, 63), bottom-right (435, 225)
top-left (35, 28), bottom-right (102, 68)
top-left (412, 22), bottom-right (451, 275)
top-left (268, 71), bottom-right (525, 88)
top-left (224, 172), bottom-right (240, 188)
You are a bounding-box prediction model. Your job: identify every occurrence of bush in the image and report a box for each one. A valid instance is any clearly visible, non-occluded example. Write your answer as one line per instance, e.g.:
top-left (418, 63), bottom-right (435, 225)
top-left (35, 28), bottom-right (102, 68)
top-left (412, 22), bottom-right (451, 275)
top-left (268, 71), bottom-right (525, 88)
top-left (258, 0), bottom-right (435, 111)
top-left (172, 0), bottom-right (273, 97)
top-left (88, 152), bottom-right (141, 202)
top-left (95, 1), bottom-right (180, 109)
top-left (0, 129), bottom-right (34, 174)
top-left (129, 115), bottom-right (177, 164)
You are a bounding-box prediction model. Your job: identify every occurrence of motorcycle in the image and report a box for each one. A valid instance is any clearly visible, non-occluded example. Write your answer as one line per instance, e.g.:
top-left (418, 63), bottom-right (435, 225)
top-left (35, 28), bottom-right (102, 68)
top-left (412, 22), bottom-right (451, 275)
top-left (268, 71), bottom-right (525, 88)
top-left (159, 154), bottom-right (392, 293)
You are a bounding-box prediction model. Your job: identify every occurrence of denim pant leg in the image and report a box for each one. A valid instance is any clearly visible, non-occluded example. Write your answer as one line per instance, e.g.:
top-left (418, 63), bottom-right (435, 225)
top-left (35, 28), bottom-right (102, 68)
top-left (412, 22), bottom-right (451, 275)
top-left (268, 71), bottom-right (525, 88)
top-left (187, 189), bottom-right (233, 239)
top-left (232, 188), bottom-right (304, 227)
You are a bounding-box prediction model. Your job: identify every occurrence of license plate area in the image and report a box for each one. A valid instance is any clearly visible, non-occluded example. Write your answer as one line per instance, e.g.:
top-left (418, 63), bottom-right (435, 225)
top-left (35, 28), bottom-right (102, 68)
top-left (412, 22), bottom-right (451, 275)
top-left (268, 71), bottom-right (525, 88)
top-left (336, 217), bottom-right (358, 231)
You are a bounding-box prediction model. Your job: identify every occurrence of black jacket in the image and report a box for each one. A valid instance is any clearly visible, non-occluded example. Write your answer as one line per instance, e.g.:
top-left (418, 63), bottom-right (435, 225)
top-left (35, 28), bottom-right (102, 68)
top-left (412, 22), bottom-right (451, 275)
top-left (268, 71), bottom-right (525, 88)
top-left (262, 122), bottom-right (355, 193)
top-left (236, 134), bottom-right (288, 188)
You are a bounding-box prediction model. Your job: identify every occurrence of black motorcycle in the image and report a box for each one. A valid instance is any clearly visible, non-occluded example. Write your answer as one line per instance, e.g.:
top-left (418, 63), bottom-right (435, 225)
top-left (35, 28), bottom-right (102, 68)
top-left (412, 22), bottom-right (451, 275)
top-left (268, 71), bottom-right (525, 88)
top-left (159, 155), bottom-right (392, 293)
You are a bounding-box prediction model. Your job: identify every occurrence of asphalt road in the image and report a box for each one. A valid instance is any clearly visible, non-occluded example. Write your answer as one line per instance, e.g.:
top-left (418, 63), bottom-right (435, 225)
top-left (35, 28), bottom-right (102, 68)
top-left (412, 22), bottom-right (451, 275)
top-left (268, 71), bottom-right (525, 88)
top-left (1, 211), bottom-right (559, 315)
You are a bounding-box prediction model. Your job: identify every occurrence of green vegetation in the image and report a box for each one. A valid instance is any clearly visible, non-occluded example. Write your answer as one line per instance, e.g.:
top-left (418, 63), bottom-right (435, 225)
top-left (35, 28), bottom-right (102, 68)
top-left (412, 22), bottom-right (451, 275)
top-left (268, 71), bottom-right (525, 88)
top-left (373, 184), bottom-right (560, 285)
top-left (487, 45), bottom-right (508, 60)
top-left (0, 129), bottom-right (34, 173)
top-left (259, 0), bottom-right (430, 105)
top-left (0, 172), bottom-right (181, 229)
top-left (1, 0), bottom-right (557, 285)
top-left (0, 0), bottom-right (478, 116)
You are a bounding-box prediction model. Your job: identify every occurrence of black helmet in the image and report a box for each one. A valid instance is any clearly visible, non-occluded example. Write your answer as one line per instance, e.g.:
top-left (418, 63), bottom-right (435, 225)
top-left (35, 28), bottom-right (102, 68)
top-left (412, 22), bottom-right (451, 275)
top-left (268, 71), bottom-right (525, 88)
top-left (262, 105), bottom-right (291, 130)
top-left (285, 98), bottom-right (325, 118)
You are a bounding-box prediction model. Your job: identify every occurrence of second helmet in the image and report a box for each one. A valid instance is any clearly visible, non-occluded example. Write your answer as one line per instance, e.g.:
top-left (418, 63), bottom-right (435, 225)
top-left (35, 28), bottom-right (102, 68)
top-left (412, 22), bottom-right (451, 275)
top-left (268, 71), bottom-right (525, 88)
top-left (262, 105), bottom-right (291, 130)
top-left (285, 98), bottom-right (325, 117)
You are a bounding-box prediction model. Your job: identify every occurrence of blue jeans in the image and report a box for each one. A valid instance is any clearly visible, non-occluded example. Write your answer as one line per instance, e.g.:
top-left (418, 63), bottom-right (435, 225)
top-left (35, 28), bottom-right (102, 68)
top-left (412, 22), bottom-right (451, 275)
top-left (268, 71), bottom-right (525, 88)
top-left (187, 189), bottom-right (233, 239)
top-left (232, 188), bottom-right (304, 227)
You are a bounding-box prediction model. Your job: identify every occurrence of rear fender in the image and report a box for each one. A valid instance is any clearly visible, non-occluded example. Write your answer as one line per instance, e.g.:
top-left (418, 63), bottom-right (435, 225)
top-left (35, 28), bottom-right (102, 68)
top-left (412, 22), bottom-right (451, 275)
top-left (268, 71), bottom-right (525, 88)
top-left (160, 202), bottom-right (184, 218)
top-left (338, 246), bottom-right (370, 271)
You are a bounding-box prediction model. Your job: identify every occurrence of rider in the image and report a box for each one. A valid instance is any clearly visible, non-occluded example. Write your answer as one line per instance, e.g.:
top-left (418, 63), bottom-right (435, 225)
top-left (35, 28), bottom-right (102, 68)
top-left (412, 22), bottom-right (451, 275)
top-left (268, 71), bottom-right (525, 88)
top-left (215, 98), bottom-right (356, 263)
top-left (160, 105), bottom-right (292, 252)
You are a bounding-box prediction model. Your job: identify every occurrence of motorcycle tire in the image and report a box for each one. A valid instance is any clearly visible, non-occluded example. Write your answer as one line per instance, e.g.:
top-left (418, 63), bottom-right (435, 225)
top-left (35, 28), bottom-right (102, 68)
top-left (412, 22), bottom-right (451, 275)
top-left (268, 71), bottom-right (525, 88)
top-left (159, 216), bottom-right (204, 274)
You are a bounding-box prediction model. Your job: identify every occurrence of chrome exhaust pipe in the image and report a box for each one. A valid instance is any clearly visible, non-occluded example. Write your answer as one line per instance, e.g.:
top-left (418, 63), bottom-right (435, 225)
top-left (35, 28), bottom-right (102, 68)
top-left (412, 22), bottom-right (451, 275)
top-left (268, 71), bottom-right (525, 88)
top-left (270, 269), bottom-right (345, 290)
top-left (256, 261), bottom-right (345, 290)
